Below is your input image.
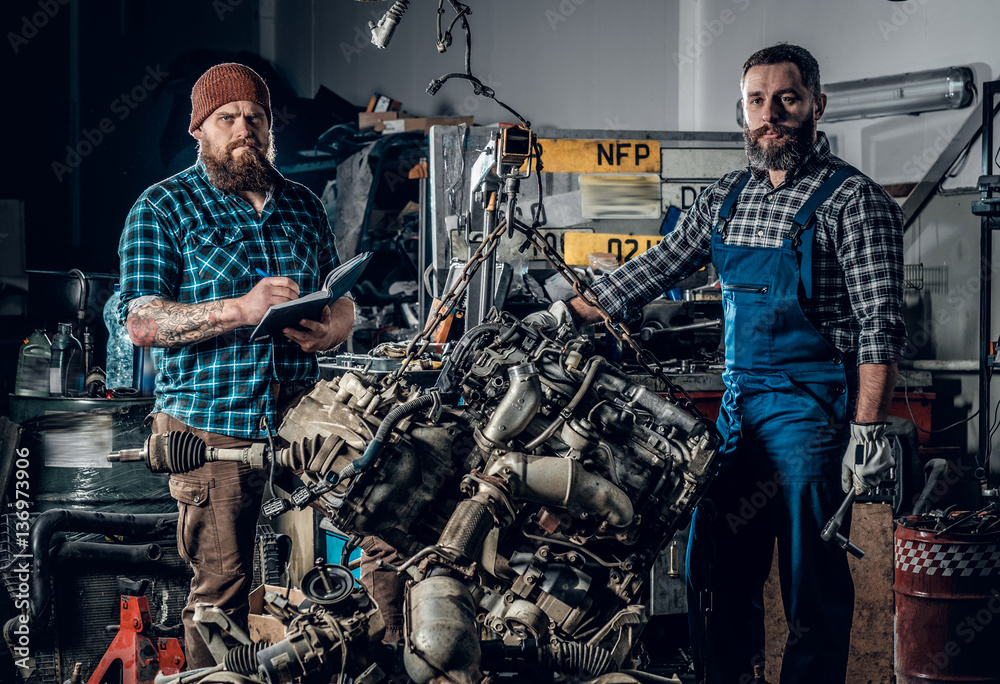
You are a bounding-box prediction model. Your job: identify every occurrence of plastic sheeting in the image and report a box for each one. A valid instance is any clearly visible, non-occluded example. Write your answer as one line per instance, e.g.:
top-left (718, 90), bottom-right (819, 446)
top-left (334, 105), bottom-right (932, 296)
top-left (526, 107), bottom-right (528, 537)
top-left (8, 396), bottom-right (173, 514)
top-left (334, 141), bottom-right (377, 261)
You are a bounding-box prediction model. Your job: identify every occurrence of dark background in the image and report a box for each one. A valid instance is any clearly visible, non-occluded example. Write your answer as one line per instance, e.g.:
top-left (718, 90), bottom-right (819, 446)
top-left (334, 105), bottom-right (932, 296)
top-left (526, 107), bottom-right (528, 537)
top-left (3, 0), bottom-right (279, 274)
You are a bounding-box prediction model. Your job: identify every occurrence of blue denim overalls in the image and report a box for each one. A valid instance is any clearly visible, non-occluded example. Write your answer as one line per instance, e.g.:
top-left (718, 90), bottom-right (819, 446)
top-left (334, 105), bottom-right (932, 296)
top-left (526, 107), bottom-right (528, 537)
top-left (686, 166), bottom-right (860, 683)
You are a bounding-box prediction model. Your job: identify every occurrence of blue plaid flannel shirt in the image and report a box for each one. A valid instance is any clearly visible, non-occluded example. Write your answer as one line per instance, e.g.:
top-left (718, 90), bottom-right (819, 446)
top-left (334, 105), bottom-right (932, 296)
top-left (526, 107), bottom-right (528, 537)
top-left (118, 162), bottom-right (339, 438)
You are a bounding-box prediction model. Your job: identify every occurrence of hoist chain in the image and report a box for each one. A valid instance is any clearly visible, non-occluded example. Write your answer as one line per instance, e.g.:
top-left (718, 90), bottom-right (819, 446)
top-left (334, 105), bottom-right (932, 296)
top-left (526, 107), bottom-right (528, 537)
top-left (384, 217), bottom-right (509, 386)
top-left (508, 219), bottom-right (712, 423)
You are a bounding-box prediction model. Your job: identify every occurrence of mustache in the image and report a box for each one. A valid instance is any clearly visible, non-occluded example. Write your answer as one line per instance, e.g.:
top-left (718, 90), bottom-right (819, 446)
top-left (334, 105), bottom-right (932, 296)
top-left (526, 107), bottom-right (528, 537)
top-left (747, 123), bottom-right (798, 141)
top-left (226, 137), bottom-right (263, 153)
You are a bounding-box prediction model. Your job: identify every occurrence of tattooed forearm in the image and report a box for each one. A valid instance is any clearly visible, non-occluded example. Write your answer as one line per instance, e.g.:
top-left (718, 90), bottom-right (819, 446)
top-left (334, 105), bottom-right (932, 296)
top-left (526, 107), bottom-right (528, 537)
top-left (127, 298), bottom-right (230, 348)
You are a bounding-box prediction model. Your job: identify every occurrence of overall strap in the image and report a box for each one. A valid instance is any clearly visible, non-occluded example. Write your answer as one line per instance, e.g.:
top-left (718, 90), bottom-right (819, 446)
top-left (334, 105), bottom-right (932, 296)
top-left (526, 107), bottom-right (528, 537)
top-left (785, 165), bottom-right (860, 298)
top-left (714, 170), bottom-right (752, 237)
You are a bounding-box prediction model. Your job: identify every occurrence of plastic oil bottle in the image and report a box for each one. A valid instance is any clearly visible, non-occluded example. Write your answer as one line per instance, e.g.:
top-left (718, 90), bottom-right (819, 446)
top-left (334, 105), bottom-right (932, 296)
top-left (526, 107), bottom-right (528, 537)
top-left (49, 322), bottom-right (84, 397)
top-left (14, 329), bottom-right (51, 397)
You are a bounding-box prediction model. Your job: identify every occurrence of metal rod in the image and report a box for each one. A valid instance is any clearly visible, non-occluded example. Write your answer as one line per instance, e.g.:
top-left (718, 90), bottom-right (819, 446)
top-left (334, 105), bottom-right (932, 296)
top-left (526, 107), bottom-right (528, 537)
top-left (418, 157), bottom-right (429, 325)
top-left (899, 359), bottom-right (979, 372)
top-left (979, 81), bottom-right (999, 491)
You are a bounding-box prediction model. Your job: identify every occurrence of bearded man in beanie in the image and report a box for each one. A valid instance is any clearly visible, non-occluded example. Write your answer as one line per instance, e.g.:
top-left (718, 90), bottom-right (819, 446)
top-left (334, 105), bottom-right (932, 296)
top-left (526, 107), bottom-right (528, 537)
top-left (118, 63), bottom-right (354, 666)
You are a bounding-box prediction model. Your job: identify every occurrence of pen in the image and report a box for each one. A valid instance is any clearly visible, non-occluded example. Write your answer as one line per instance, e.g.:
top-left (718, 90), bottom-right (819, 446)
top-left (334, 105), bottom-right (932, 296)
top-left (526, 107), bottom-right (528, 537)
top-left (255, 268), bottom-right (271, 278)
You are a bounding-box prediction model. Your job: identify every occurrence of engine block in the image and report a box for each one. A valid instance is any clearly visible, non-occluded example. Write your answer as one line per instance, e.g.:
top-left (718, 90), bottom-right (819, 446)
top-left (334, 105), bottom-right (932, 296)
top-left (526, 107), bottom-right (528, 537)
top-left (275, 312), bottom-right (719, 682)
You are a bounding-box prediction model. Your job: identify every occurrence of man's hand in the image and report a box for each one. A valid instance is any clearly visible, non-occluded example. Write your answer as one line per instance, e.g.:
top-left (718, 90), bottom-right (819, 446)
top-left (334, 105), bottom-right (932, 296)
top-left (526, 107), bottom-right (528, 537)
top-left (234, 276), bottom-right (300, 325)
top-left (841, 421), bottom-right (894, 495)
top-left (283, 296), bottom-right (355, 353)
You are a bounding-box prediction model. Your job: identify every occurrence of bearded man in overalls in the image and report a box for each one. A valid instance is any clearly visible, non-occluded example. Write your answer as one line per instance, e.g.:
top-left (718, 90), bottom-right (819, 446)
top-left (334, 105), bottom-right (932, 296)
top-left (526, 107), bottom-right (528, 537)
top-left (554, 43), bottom-right (904, 683)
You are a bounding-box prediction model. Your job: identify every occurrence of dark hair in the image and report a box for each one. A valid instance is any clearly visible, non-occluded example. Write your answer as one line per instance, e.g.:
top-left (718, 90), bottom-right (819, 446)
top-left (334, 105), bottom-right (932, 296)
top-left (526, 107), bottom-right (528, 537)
top-left (741, 43), bottom-right (821, 99)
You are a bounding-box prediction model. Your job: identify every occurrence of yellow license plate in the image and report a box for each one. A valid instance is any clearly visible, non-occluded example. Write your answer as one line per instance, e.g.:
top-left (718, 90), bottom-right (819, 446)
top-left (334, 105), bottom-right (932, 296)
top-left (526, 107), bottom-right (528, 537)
top-left (563, 232), bottom-right (662, 266)
top-left (524, 139), bottom-right (661, 174)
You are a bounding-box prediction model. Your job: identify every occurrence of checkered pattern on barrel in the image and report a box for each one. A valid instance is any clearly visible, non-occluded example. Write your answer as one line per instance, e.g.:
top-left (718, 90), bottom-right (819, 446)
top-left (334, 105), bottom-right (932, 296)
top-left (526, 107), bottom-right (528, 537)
top-left (895, 538), bottom-right (1000, 577)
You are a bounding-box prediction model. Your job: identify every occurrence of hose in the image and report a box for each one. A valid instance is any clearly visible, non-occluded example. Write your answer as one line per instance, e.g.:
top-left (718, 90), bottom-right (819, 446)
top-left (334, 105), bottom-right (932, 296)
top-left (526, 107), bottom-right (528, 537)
top-left (224, 642), bottom-right (269, 675)
top-left (523, 356), bottom-right (604, 452)
top-left (549, 641), bottom-right (615, 679)
top-left (49, 541), bottom-right (163, 564)
top-left (332, 393), bottom-right (435, 484)
top-left (438, 496), bottom-right (495, 561)
top-left (29, 509), bottom-right (178, 628)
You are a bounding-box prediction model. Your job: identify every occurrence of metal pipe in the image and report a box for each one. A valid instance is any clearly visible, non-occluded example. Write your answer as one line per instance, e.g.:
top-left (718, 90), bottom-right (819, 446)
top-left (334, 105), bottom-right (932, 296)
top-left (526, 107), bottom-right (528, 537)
top-left (403, 576), bottom-right (482, 684)
top-left (488, 452), bottom-right (634, 527)
top-left (899, 359), bottom-right (979, 372)
top-left (49, 541), bottom-right (163, 564)
top-left (481, 363), bottom-right (542, 445)
top-left (820, 490), bottom-right (864, 558)
top-left (979, 80), bottom-right (999, 490)
top-left (418, 156), bottom-right (429, 324)
top-left (640, 318), bottom-right (721, 341)
top-left (523, 356), bottom-right (604, 452)
top-left (913, 459), bottom-right (951, 515)
top-left (594, 367), bottom-right (703, 439)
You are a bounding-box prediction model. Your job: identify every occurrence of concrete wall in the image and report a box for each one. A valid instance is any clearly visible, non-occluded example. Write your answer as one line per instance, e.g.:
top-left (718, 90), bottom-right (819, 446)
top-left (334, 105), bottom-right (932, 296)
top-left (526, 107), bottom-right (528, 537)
top-left (270, 0), bottom-right (680, 131)
top-left (676, 0), bottom-right (997, 186)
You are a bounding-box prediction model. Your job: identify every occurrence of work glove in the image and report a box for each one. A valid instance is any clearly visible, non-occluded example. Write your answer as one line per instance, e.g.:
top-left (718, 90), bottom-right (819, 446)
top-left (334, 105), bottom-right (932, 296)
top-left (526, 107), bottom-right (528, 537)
top-left (841, 421), bottom-right (894, 495)
top-left (522, 300), bottom-right (578, 336)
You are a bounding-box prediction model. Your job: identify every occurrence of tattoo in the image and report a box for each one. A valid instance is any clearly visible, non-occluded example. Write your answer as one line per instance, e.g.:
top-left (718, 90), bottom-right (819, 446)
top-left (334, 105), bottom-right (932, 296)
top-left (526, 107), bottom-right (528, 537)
top-left (128, 298), bottom-right (227, 348)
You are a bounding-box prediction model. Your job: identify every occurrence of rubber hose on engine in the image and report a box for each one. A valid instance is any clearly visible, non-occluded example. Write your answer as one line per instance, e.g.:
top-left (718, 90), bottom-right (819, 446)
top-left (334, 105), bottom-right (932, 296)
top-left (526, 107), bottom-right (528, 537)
top-left (333, 393), bottom-right (436, 483)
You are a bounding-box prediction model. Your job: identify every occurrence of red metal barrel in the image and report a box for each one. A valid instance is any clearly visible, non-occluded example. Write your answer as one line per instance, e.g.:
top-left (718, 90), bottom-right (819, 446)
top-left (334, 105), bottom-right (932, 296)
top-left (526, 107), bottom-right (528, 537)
top-left (894, 516), bottom-right (1000, 683)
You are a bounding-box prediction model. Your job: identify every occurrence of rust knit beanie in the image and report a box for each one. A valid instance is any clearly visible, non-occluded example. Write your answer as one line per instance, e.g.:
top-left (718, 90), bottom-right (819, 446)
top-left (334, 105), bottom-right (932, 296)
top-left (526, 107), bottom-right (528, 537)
top-left (189, 63), bottom-right (272, 134)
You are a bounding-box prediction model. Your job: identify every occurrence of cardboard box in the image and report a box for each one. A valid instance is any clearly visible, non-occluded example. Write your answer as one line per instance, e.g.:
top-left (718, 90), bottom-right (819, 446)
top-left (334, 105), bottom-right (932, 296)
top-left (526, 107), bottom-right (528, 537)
top-left (366, 92), bottom-right (402, 113)
top-left (358, 111), bottom-right (399, 130)
top-left (381, 116), bottom-right (473, 135)
top-left (248, 584), bottom-right (306, 644)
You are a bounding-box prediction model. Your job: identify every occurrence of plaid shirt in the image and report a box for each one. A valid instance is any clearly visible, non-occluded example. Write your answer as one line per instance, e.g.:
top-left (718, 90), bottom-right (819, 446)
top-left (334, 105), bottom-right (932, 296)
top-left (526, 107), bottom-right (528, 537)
top-left (591, 133), bottom-right (905, 366)
top-left (118, 162), bottom-right (339, 438)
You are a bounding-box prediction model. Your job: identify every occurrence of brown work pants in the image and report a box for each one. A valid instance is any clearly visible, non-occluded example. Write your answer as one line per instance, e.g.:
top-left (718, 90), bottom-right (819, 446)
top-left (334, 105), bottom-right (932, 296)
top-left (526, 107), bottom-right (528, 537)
top-left (359, 536), bottom-right (406, 643)
top-left (153, 412), bottom-right (268, 669)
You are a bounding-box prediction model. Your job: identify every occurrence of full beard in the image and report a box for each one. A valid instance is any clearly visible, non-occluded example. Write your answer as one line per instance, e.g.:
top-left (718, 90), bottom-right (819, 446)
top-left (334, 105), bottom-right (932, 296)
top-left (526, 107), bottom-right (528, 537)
top-left (200, 135), bottom-right (281, 194)
top-left (743, 118), bottom-right (816, 172)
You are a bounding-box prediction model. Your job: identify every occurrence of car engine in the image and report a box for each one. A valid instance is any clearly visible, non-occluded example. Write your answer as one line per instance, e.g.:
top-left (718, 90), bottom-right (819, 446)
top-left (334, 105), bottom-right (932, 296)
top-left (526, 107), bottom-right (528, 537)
top-left (267, 310), bottom-right (718, 683)
top-left (125, 311), bottom-right (719, 684)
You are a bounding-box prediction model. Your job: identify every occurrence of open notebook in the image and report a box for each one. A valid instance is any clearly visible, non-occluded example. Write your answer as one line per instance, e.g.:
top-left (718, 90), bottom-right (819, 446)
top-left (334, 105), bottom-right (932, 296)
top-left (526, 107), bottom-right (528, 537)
top-left (249, 251), bottom-right (373, 342)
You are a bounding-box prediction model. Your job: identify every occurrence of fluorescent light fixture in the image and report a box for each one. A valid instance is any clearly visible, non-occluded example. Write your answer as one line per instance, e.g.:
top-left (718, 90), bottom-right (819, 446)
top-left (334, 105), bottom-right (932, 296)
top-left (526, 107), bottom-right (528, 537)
top-left (736, 66), bottom-right (975, 126)
top-left (823, 66), bottom-right (974, 122)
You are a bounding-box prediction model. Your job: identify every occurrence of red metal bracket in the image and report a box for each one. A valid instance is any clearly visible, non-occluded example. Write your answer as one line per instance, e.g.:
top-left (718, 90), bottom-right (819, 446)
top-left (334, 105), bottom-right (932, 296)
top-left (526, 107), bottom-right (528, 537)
top-left (86, 594), bottom-right (185, 684)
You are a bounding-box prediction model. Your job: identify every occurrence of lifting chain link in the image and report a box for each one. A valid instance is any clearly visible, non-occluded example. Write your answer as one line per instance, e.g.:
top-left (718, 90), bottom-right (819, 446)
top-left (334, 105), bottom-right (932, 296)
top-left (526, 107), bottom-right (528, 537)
top-left (508, 219), bottom-right (711, 424)
top-left (383, 216), bottom-right (509, 386)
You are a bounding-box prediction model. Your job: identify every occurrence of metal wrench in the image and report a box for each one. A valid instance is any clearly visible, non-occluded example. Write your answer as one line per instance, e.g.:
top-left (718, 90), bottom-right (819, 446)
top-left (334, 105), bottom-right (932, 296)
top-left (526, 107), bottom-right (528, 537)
top-left (821, 489), bottom-right (865, 558)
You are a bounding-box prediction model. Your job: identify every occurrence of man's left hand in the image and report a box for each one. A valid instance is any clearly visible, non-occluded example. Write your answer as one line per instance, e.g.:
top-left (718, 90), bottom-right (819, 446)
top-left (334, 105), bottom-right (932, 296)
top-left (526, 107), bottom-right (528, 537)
top-left (283, 297), bottom-right (354, 353)
top-left (841, 421), bottom-right (894, 495)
